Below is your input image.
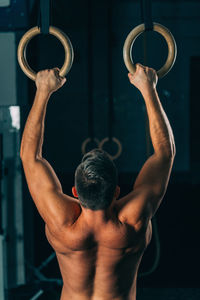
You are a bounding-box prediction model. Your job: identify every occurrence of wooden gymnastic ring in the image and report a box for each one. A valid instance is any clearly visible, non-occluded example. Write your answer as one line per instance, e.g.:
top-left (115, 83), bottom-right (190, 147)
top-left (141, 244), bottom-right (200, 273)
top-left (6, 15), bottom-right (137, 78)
top-left (99, 137), bottom-right (122, 160)
top-left (123, 22), bottom-right (177, 78)
top-left (81, 138), bottom-right (100, 155)
top-left (17, 26), bottom-right (74, 81)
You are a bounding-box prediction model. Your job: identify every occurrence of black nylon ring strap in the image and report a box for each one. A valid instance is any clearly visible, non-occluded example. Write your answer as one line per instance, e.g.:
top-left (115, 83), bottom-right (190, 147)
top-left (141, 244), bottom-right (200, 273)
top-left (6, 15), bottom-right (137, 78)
top-left (99, 1), bottom-right (122, 160)
top-left (107, 0), bottom-right (114, 141)
top-left (81, 0), bottom-right (100, 155)
top-left (38, 0), bottom-right (51, 34)
top-left (87, 0), bottom-right (94, 141)
top-left (140, 0), bottom-right (153, 31)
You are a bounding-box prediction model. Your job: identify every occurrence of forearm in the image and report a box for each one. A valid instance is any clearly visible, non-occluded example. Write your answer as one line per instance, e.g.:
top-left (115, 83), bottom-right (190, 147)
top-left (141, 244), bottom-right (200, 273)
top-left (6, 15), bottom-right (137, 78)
top-left (141, 87), bottom-right (175, 158)
top-left (20, 90), bottom-right (50, 160)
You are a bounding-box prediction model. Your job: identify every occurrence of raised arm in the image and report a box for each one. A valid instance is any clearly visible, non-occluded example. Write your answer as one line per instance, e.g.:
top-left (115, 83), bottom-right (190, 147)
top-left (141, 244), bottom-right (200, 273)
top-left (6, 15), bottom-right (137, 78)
top-left (118, 64), bottom-right (175, 226)
top-left (20, 69), bottom-right (80, 232)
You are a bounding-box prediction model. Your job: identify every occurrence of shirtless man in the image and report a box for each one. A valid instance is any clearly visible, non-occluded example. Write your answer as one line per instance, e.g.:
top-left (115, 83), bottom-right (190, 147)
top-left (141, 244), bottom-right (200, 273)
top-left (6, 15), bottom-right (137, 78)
top-left (20, 64), bottom-right (175, 300)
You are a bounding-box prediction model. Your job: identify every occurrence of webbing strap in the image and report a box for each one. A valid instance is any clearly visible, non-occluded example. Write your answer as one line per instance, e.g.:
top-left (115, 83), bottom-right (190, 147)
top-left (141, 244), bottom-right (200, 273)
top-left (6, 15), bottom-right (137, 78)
top-left (107, 0), bottom-right (114, 141)
top-left (87, 0), bottom-right (94, 140)
top-left (38, 0), bottom-right (51, 34)
top-left (140, 0), bottom-right (153, 31)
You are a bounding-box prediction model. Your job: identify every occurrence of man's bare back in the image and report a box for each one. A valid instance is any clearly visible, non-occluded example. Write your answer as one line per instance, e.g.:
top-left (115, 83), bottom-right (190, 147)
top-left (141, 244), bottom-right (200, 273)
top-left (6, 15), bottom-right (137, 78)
top-left (20, 65), bottom-right (175, 300)
top-left (45, 203), bottom-right (152, 300)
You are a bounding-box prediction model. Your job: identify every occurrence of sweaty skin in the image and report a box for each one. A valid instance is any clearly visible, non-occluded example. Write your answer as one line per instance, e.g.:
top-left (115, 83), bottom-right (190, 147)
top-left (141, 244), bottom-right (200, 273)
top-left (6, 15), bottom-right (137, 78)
top-left (20, 65), bottom-right (175, 300)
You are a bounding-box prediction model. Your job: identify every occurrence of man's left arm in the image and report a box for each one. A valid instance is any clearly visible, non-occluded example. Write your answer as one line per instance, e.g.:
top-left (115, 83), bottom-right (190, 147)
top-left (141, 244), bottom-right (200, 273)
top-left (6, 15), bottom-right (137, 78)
top-left (20, 69), bottom-right (80, 232)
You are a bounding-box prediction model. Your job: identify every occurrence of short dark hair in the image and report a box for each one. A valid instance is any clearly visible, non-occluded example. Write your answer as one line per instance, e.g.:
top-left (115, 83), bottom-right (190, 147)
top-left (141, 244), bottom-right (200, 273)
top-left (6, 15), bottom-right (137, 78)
top-left (75, 149), bottom-right (118, 210)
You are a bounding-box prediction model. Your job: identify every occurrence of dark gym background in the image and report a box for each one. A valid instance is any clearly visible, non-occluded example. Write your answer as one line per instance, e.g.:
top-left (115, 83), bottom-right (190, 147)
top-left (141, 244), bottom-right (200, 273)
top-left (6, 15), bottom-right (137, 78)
top-left (0, 0), bottom-right (200, 299)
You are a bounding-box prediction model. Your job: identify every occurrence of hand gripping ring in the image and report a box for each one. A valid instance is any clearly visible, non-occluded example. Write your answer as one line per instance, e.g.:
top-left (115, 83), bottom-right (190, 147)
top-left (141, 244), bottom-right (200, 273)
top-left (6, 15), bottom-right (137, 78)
top-left (123, 22), bottom-right (177, 78)
top-left (17, 26), bottom-right (74, 81)
top-left (81, 138), bottom-right (100, 155)
top-left (99, 137), bottom-right (122, 160)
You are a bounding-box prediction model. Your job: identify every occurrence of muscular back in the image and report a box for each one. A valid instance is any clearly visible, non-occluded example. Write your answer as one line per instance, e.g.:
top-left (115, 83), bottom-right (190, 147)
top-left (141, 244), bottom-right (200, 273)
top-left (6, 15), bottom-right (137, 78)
top-left (21, 66), bottom-right (174, 299)
top-left (45, 206), bottom-right (152, 300)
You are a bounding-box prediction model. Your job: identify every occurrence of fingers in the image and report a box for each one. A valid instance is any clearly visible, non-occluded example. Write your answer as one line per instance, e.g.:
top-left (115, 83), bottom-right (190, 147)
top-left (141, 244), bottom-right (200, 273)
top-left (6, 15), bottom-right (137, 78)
top-left (128, 72), bottom-right (135, 80)
top-left (39, 68), bottom-right (62, 79)
top-left (135, 63), bottom-right (156, 73)
top-left (128, 70), bottom-right (137, 81)
top-left (50, 68), bottom-right (66, 87)
top-left (52, 68), bottom-right (60, 79)
top-left (61, 77), bottom-right (66, 86)
top-left (128, 64), bottom-right (156, 78)
top-left (128, 73), bottom-right (132, 79)
top-left (52, 68), bottom-right (66, 81)
top-left (136, 63), bottom-right (145, 69)
top-left (36, 68), bottom-right (67, 90)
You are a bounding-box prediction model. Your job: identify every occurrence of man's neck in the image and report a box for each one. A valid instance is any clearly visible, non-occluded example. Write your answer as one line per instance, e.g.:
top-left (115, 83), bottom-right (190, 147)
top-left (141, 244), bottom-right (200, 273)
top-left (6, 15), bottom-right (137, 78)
top-left (80, 204), bottom-right (115, 224)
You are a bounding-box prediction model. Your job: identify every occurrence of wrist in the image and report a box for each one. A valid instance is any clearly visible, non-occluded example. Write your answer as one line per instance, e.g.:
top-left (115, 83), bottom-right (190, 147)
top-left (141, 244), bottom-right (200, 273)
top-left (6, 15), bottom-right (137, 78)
top-left (140, 85), bottom-right (157, 98)
top-left (36, 88), bottom-right (52, 99)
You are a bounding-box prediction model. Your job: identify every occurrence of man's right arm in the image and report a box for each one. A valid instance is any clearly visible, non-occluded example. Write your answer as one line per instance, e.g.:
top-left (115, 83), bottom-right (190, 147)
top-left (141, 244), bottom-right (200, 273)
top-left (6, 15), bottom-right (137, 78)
top-left (118, 64), bottom-right (175, 227)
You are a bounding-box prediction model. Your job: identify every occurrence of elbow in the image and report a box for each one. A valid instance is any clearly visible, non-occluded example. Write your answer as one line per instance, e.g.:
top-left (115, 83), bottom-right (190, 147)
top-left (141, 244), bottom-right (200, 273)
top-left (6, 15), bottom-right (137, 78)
top-left (20, 141), bottom-right (27, 161)
top-left (156, 144), bottom-right (175, 163)
top-left (170, 133), bottom-right (176, 158)
top-left (163, 138), bottom-right (176, 160)
top-left (169, 140), bottom-right (176, 160)
top-left (20, 148), bottom-right (38, 163)
top-left (167, 145), bottom-right (176, 160)
top-left (20, 145), bottom-right (28, 161)
top-left (161, 133), bottom-right (176, 160)
top-left (20, 152), bottom-right (28, 163)
top-left (167, 149), bottom-right (176, 162)
top-left (20, 143), bottom-right (40, 162)
top-left (172, 140), bottom-right (176, 158)
top-left (20, 145), bottom-right (25, 161)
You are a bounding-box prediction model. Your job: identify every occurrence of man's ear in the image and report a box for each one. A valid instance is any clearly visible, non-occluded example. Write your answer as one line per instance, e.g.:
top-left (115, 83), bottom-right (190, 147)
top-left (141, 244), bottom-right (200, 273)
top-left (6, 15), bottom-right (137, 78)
top-left (72, 186), bottom-right (78, 198)
top-left (115, 185), bottom-right (120, 199)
